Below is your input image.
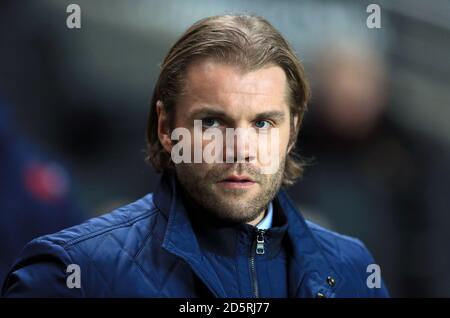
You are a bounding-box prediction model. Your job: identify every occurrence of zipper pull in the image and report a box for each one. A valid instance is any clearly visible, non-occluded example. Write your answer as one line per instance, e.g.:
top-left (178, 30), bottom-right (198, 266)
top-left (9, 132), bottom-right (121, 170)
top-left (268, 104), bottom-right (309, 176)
top-left (256, 230), bottom-right (265, 255)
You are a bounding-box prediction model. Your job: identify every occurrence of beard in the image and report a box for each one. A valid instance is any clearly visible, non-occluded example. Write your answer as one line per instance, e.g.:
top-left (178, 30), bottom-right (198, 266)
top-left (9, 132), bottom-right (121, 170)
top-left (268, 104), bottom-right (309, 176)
top-left (174, 157), bottom-right (285, 225)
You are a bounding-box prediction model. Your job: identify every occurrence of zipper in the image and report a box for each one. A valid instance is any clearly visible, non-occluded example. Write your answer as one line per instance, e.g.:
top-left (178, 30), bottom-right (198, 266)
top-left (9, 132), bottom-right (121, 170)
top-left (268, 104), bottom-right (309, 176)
top-left (249, 229), bottom-right (265, 298)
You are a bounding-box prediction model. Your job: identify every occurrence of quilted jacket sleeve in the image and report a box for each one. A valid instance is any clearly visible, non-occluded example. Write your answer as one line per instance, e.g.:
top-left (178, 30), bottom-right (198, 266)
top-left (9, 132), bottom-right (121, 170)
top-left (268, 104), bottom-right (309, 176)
top-left (2, 238), bottom-right (84, 297)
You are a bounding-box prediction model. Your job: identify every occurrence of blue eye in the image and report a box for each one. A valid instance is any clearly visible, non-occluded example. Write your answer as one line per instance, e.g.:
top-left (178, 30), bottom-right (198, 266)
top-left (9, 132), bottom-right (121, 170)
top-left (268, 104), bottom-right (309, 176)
top-left (255, 120), bottom-right (271, 129)
top-left (202, 118), bottom-right (220, 128)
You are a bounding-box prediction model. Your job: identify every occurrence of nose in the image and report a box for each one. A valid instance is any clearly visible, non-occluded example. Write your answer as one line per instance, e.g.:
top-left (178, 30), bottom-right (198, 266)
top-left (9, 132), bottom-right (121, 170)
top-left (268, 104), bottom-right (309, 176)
top-left (224, 127), bottom-right (258, 163)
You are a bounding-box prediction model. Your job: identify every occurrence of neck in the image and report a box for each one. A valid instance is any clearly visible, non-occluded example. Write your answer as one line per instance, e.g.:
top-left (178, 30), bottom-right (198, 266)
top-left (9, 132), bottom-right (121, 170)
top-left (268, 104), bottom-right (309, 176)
top-left (247, 208), bottom-right (267, 227)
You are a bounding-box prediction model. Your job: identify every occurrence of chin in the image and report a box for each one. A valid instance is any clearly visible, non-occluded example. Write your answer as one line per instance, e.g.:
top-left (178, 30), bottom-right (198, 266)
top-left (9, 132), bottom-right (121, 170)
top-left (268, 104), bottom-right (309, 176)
top-left (213, 202), bottom-right (260, 222)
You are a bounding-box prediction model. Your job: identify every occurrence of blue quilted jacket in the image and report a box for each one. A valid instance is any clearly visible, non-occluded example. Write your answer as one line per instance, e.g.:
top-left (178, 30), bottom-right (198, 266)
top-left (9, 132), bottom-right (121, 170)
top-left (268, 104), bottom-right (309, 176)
top-left (2, 172), bottom-right (389, 297)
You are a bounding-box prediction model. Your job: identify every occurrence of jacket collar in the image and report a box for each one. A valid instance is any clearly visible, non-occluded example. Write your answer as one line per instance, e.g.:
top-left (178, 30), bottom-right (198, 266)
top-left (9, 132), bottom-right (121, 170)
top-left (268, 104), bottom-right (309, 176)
top-left (276, 190), bottom-right (345, 297)
top-left (153, 170), bottom-right (344, 298)
top-left (154, 171), bottom-right (227, 297)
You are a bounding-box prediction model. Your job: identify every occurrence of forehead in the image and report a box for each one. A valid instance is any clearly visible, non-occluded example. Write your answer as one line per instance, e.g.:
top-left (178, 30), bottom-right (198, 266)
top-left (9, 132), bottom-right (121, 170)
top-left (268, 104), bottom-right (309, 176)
top-left (180, 59), bottom-right (289, 115)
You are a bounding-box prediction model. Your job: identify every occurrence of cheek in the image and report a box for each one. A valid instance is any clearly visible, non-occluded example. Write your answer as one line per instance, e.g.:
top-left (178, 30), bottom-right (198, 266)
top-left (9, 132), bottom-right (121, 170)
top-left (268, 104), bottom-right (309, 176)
top-left (176, 163), bottom-right (204, 184)
top-left (257, 128), bottom-right (290, 156)
top-left (178, 160), bottom-right (216, 180)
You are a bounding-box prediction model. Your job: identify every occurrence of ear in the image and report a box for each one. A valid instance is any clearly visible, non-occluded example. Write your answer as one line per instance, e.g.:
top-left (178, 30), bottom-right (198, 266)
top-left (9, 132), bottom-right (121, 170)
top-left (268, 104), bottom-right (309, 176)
top-left (156, 101), bottom-right (173, 153)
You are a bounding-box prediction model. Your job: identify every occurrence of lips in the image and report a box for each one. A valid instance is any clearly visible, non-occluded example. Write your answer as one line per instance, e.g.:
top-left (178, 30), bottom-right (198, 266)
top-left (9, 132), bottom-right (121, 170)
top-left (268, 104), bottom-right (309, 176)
top-left (220, 174), bottom-right (255, 182)
top-left (217, 174), bottom-right (256, 189)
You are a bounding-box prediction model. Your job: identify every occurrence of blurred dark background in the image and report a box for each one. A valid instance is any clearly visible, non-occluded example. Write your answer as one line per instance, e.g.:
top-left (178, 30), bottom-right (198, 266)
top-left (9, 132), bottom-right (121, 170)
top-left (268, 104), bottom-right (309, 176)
top-left (1, 0), bottom-right (449, 297)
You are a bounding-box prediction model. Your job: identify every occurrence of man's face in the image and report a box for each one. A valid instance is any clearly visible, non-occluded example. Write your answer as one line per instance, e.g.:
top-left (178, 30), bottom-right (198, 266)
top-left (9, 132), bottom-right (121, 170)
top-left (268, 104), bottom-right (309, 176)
top-left (158, 60), bottom-right (294, 225)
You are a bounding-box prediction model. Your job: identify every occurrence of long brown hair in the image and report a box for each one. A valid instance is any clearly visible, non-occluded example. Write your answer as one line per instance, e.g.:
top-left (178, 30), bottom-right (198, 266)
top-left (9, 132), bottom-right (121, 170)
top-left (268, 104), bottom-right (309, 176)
top-left (145, 14), bottom-right (310, 186)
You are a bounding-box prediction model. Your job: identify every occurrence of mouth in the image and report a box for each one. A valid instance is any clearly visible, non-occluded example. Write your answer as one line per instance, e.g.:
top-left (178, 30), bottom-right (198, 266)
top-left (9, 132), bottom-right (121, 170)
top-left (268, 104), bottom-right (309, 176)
top-left (217, 174), bottom-right (257, 189)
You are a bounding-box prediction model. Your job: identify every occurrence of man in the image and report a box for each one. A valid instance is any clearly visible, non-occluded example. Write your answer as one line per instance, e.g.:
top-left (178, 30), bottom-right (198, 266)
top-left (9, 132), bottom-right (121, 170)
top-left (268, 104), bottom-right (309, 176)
top-left (2, 15), bottom-right (389, 297)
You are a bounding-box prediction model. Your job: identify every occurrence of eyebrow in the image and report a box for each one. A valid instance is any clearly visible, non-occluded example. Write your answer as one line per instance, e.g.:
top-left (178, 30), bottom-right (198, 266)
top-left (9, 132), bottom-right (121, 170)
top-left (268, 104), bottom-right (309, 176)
top-left (254, 111), bottom-right (286, 122)
top-left (188, 106), bottom-right (286, 123)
